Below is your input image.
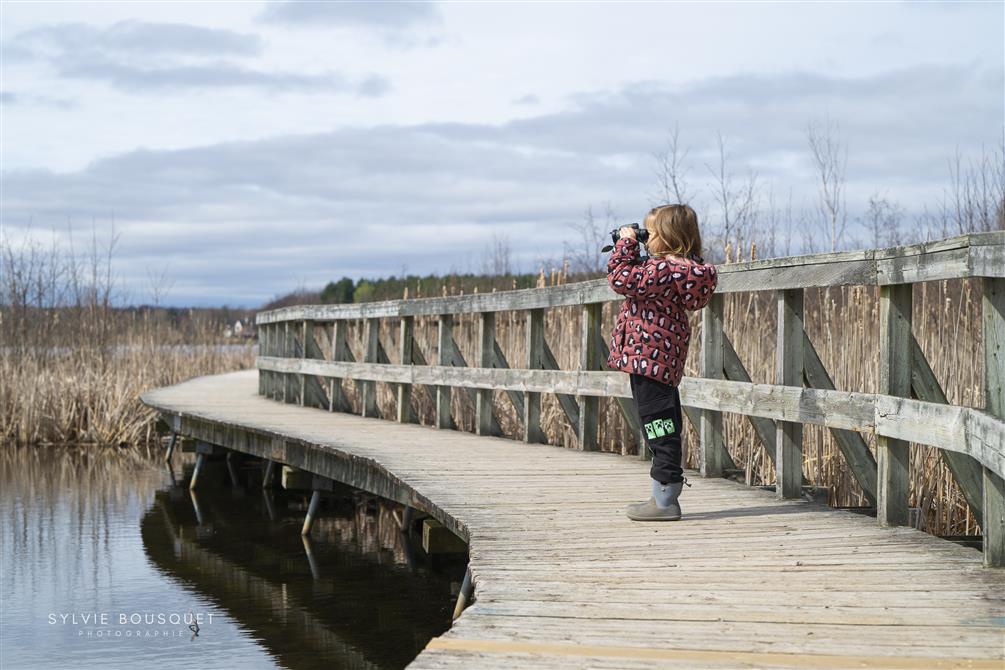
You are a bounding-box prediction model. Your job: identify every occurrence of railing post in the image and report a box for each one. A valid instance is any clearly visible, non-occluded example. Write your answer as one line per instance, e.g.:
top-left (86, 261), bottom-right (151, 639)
top-left (699, 293), bottom-right (726, 476)
top-left (577, 303), bottom-right (601, 451)
top-left (436, 314), bottom-right (453, 429)
top-left (776, 288), bottom-right (804, 498)
top-left (263, 323), bottom-right (272, 399)
top-left (261, 321), bottom-right (269, 395)
top-left (982, 276), bottom-right (1005, 567)
top-left (476, 311), bottom-right (497, 436)
top-left (362, 317), bottom-right (379, 418)
top-left (299, 320), bottom-right (308, 407)
top-left (330, 320), bottom-right (349, 412)
top-left (397, 316), bottom-right (414, 423)
top-left (878, 283), bottom-right (912, 527)
top-left (524, 308), bottom-right (546, 443)
top-left (283, 321), bottom-right (294, 404)
top-left (268, 322), bottom-right (277, 399)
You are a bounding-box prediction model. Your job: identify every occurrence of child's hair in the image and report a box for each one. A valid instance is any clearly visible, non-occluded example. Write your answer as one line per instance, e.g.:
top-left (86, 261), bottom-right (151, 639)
top-left (643, 204), bottom-right (702, 259)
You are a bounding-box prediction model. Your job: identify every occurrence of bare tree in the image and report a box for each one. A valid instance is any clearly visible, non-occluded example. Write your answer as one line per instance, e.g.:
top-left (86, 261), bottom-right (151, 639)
top-left (806, 118), bottom-right (849, 252)
top-left (146, 263), bottom-right (175, 307)
top-left (862, 192), bottom-right (905, 249)
top-left (705, 131), bottom-right (760, 262)
top-left (481, 231), bottom-right (513, 276)
top-left (564, 202), bottom-right (614, 275)
top-left (946, 136), bottom-right (1005, 233)
top-left (651, 123), bottom-right (692, 206)
top-left (759, 184), bottom-right (795, 259)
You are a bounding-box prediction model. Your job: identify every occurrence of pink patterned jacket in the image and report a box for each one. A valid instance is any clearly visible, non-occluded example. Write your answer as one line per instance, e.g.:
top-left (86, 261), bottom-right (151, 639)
top-left (605, 236), bottom-right (718, 387)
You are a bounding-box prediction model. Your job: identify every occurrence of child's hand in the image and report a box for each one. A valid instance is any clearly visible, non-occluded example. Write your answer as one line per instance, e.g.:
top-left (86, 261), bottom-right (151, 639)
top-left (618, 227), bottom-right (637, 240)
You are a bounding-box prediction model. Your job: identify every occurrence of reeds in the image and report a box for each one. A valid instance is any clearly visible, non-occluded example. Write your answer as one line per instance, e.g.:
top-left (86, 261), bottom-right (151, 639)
top-left (1, 230), bottom-right (255, 448)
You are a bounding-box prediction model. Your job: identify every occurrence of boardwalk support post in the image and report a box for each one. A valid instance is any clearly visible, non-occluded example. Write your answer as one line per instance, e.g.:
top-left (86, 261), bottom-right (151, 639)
top-left (329, 320), bottom-right (350, 412)
top-left (397, 316), bottom-right (414, 423)
top-left (878, 283), bottom-right (912, 527)
top-left (776, 288), bottom-right (804, 498)
top-left (399, 505), bottom-right (415, 532)
top-left (699, 293), bottom-right (726, 477)
top-left (476, 312), bottom-right (498, 436)
top-left (436, 314), bottom-right (454, 429)
top-left (164, 432), bottom-right (177, 463)
top-left (189, 453), bottom-right (205, 491)
top-left (262, 459), bottom-right (276, 489)
top-left (302, 490), bottom-right (321, 537)
top-left (452, 567), bottom-right (473, 621)
top-left (362, 317), bottom-right (380, 418)
top-left (524, 308), bottom-right (547, 443)
top-left (983, 276), bottom-right (1005, 567)
top-left (578, 303), bottom-right (601, 451)
top-left (190, 441), bottom-right (222, 491)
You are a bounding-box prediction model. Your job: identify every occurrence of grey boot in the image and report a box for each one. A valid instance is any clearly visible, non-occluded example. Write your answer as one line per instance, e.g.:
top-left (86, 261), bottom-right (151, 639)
top-left (626, 477), bottom-right (690, 521)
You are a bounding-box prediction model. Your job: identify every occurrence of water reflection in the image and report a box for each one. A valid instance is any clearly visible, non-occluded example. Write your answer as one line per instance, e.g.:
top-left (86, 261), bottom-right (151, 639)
top-left (1, 446), bottom-right (466, 669)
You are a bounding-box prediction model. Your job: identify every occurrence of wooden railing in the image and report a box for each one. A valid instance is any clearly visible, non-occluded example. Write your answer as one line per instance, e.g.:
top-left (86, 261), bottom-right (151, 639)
top-left (256, 232), bottom-right (1005, 567)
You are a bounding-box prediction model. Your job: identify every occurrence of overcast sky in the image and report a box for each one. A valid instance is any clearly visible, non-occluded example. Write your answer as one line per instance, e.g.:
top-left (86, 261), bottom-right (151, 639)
top-left (2, 1), bottom-right (1002, 307)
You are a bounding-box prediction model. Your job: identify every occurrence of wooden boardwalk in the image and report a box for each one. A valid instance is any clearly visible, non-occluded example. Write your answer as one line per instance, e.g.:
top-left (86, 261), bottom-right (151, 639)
top-left (142, 370), bottom-right (1005, 669)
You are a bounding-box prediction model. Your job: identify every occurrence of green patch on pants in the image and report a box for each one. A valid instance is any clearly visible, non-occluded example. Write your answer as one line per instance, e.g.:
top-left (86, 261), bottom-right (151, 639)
top-left (644, 418), bottom-right (676, 439)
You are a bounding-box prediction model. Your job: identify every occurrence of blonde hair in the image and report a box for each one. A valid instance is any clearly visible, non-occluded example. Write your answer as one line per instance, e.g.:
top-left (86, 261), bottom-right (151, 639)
top-left (643, 204), bottom-right (702, 259)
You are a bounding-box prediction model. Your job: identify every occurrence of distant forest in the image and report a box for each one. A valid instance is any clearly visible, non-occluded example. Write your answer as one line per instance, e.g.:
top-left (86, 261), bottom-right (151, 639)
top-left (260, 264), bottom-right (596, 311)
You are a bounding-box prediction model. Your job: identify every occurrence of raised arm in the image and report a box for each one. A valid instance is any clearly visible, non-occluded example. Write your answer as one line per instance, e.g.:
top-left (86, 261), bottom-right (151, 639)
top-left (607, 237), bottom-right (651, 297)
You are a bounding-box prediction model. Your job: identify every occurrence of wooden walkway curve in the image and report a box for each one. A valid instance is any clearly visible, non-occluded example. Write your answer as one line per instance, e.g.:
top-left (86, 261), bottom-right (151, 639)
top-left (142, 370), bottom-right (1005, 669)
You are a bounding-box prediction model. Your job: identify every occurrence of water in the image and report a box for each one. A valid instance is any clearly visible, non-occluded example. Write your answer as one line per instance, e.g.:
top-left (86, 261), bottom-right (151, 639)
top-left (1, 447), bottom-right (466, 669)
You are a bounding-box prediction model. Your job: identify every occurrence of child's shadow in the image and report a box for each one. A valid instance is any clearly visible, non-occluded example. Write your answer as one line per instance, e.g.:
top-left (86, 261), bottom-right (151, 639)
top-left (683, 503), bottom-right (834, 521)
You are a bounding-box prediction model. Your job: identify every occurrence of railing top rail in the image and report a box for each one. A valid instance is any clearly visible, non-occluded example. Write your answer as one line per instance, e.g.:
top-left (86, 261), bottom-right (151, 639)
top-left (256, 231), bottom-right (1004, 324)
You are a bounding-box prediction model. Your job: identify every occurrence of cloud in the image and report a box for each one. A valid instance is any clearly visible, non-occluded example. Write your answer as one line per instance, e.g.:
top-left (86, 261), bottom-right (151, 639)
top-left (260, 1), bottom-right (441, 29)
top-left (258, 1), bottom-right (445, 49)
top-left (4, 64), bottom-right (1000, 306)
top-left (17, 20), bottom-right (264, 58)
top-left (57, 59), bottom-right (389, 94)
top-left (11, 20), bottom-right (388, 95)
top-left (0, 90), bottom-right (76, 108)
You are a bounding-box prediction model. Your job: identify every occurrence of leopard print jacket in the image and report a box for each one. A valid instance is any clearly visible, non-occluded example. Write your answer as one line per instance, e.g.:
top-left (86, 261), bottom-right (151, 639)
top-left (605, 236), bottom-right (718, 387)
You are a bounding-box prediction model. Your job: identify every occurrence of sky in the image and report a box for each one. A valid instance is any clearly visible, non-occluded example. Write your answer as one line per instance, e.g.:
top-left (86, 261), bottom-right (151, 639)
top-left (2, 0), bottom-right (1003, 308)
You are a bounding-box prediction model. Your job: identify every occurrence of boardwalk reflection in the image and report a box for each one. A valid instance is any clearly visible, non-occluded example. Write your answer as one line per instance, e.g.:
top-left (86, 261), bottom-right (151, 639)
top-left (142, 457), bottom-right (466, 670)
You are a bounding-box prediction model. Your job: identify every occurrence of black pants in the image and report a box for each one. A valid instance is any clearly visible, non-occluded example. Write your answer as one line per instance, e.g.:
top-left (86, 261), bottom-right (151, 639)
top-left (630, 373), bottom-right (685, 485)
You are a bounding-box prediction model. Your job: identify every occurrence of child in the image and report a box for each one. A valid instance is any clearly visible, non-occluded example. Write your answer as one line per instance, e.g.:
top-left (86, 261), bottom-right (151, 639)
top-left (606, 204), bottom-right (718, 521)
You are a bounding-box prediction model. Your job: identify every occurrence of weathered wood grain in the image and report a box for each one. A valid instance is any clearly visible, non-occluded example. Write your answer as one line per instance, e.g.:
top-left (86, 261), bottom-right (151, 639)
top-left (476, 312), bottom-right (497, 437)
top-left (257, 356), bottom-right (1005, 478)
top-left (910, 333), bottom-right (983, 524)
top-left (523, 308), bottom-right (545, 444)
top-left (983, 276), bottom-right (1005, 567)
top-left (141, 371), bottom-right (1005, 669)
top-left (776, 288), bottom-right (804, 499)
top-left (700, 293), bottom-right (726, 477)
top-left (254, 233), bottom-right (1004, 325)
top-left (397, 315), bottom-right (414, 424)
top-left (801, 331), bottom-right (878, 505)
top-left (436, 315), bottom-right (453, 430)
top-left (578, 303), bottom-right (601, 452)
top-left (877, 284), bottom-right (911, 527)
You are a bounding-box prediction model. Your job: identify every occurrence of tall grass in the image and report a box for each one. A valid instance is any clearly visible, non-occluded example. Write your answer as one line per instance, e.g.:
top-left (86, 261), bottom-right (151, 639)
top-left (1, 230), bottom-right (255, 448)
